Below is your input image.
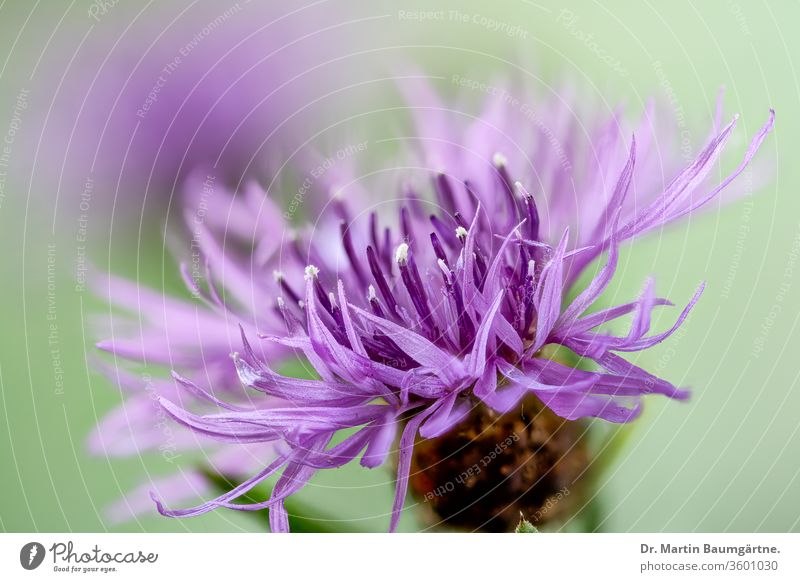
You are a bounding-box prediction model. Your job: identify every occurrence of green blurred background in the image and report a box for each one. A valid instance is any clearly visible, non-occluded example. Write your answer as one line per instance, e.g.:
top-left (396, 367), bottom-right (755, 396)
top-left (1, 0), bottom-right (797, 533)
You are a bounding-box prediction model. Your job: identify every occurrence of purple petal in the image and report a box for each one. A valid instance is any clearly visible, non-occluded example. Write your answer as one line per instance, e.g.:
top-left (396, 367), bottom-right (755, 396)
top-left (419, 393), bottom-right (471, 438)
top-left (389, 405), bottom-right (435, 532)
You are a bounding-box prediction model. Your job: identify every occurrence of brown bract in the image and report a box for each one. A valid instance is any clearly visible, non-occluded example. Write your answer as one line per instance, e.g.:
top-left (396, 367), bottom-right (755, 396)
top-left (409, 397), bottom-right (589, 532)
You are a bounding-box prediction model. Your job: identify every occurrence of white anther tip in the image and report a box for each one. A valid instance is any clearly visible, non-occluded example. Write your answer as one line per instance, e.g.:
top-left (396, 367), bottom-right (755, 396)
top-left (394, 243), bottom-right (409, 265)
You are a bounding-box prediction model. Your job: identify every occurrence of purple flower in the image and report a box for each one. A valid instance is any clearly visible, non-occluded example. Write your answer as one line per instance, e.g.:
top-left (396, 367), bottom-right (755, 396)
top-left (94, 79), bottom-right (773, 531)
top-left (90, 173), bottom-right (294, 522)
top-left (33, 2), bottom-right (379, 219)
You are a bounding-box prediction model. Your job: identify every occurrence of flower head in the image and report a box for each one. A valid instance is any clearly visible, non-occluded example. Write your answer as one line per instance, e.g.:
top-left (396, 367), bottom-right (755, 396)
top-left (94, 80), bottom-right (774, 531)
top-left (35, 2), bottom-right (378, 220)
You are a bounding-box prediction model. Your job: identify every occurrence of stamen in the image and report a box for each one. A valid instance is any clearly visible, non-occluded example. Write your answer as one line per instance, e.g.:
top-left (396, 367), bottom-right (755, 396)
top-left (400, 207), bottom-right (412, 242)
top-left (434, 171), bottom-right (457, 215)
top-left (456, 221), bottom-right (488, 286)
top-left (367, 245), bottom-right (401, 318)
top-left (515, 181), bottom-right (540, 241)
top-left (462, 179), bottom-right (479, 218)
top-left (304, 264), bottom-right (333, 315)
top-left (340, 220), bottom-right (368, 287)
top-left (367, 284), bottom-right (385, 317)
top-left (436, 255), bottom-right (474, 349)
top-left (517, 232), bottom-right (530, 285)
top-left (275, 295), bottom-right (302, 334)
top-left (369, 212), bottom-right (381, 256)
top-left (493, 152), bottom-right (519, 225)
top-left (429, 215), bottom-right (457, 249)
top-left (381, 227), bottom-right (393, 274)
top-left (396, 243), bottom-right (436, 335)
top-left (492, 152), bottom-right (508, 167)
top-left (453, 212), bottom-right (469, 230)
top-left (519, 258), bottom-right (537, 337)
top-left (522, 279), bottom-right (536, 338)
top-left (395, 242), bottom-right (409, 265)
top-left (273, 270), bottom-right (301, 305)
top-left (326, 288), bottom-right (346, 334)
top-left (437, 258), bottom-right (451, 281)
top-left (429, 232), bottom-right (450, 266)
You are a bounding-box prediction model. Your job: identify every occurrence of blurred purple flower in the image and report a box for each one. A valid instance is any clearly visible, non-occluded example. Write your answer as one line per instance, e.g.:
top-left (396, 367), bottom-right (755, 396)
top-left (35, 1), bottom-right (383, 220)
top-left (91, 161), bottom-right (368, 522)
top-left (94, 78), bottom-right (773, 530)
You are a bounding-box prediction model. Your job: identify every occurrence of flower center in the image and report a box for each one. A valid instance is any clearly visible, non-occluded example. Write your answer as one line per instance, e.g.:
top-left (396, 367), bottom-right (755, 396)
top-left (408, 396), bottom-right (589, 532)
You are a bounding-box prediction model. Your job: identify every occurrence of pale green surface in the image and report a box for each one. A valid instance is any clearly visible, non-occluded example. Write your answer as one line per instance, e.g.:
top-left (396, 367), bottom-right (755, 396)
top-left (1, 0), bottom-right (797, 532)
